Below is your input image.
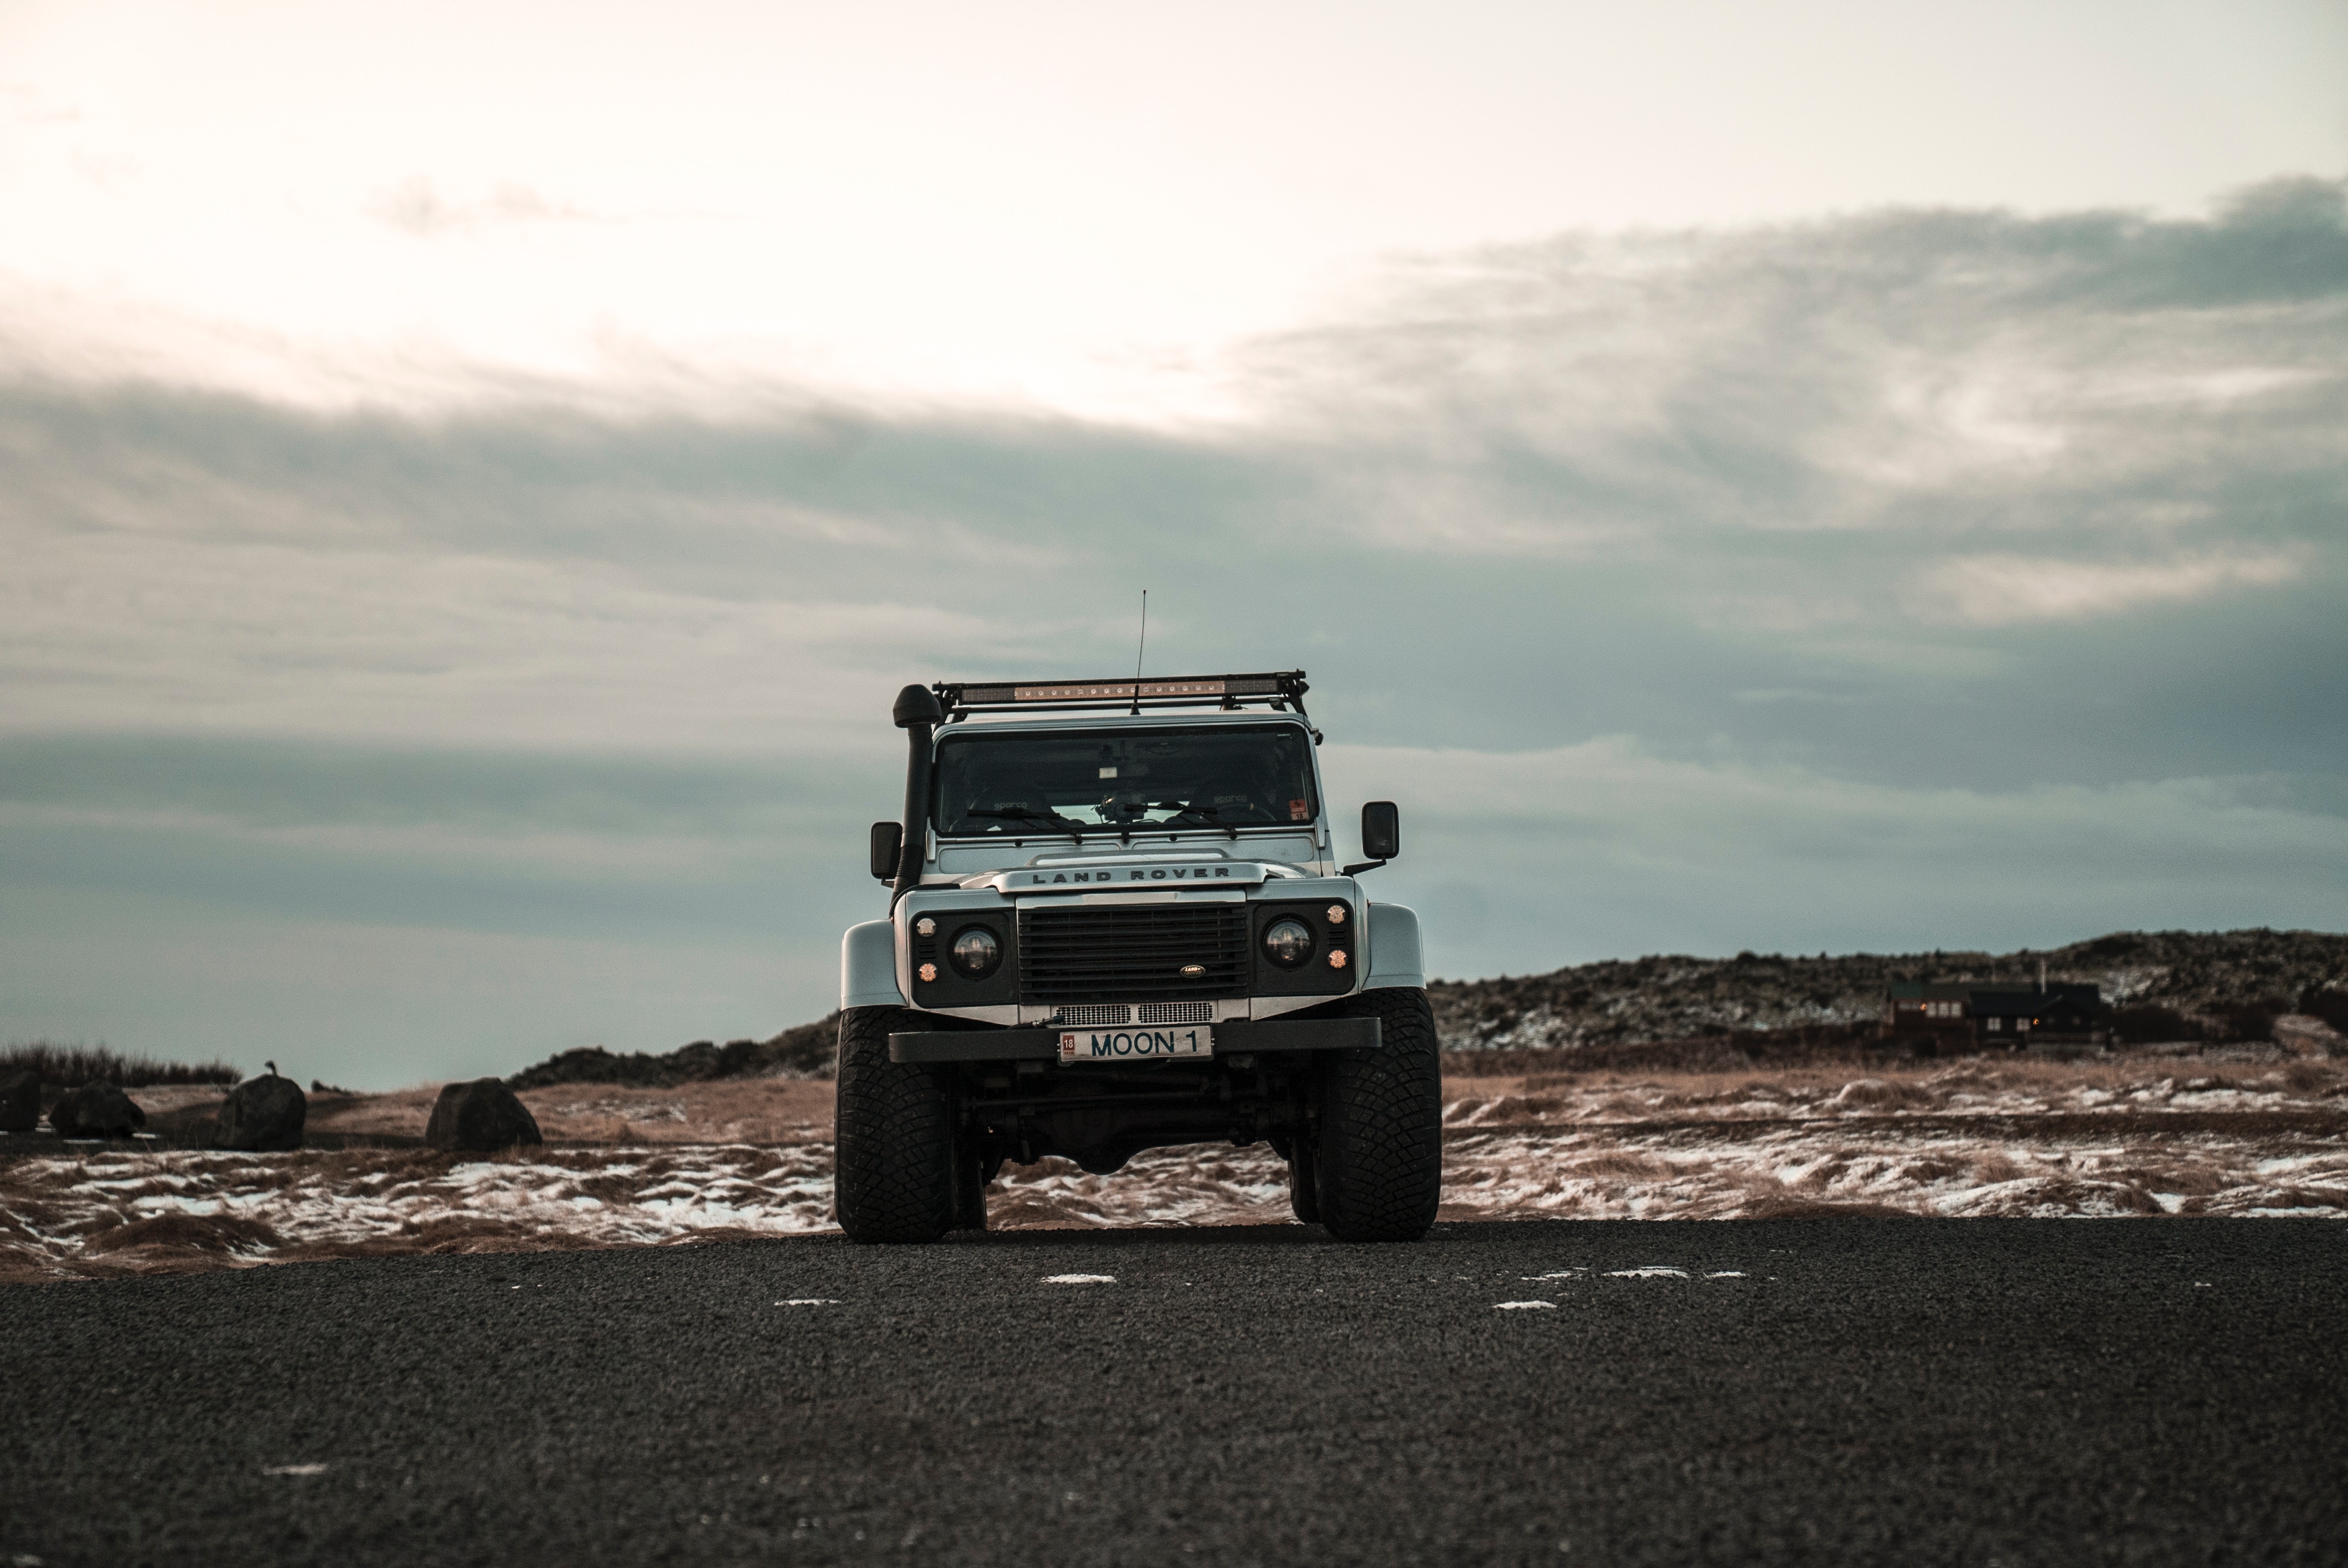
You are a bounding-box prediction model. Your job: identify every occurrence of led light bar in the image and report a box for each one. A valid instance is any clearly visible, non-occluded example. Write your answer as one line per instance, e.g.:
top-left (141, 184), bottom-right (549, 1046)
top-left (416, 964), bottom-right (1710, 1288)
top-left (1014, 679), bottom-right (1224, 703)
top-left (937, 670), bottom-right (1310, 718)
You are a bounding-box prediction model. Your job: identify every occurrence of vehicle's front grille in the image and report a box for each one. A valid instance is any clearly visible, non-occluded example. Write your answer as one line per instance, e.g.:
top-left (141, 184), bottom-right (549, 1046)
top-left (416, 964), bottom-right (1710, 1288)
top-left (1018, 905), bottom-right (1249, 1004)
top-left (1138, 1002), bottom-right (1213, 1024)
top-left (1053, 1004), bottom-right (1131, 1026)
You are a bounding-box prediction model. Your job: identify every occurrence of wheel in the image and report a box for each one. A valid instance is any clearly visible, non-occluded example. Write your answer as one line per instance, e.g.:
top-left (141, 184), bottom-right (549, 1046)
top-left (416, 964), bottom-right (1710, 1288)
top-left (1288, 1141), bottom-right (1321, 1225)
top-left (1312, 986), bottom-right (1443, 1241)
top-left (832, 1007), bottom-right (956, 1243)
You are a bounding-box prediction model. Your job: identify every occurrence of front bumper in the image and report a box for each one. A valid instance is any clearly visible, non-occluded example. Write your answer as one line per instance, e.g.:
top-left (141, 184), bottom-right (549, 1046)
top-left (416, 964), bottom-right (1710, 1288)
top-left (888, 1015), bottom-right (1379, 1064)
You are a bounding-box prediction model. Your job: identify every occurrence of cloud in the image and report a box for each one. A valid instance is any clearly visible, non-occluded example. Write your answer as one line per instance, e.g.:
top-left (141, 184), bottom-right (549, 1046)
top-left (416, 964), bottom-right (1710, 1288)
top-left (3, 176), bottom-right (2344, 1075)
top-left (369, 178), bottom-right (599, 239)
top-left (3, 179), bottom-right (2344, 782)
top-left (1906, 550), bottom-right (2304, 627)
top-left (0, 735), bottom-right (885, 1081)
top-left (5, 727), bottom-right (2338, 1087)
top-left (1251, 176), bottom-right (2348, 567)
top-left (1324, 736), bottom-right (2348, 978)
top-left (0, 379), bottom-right (1227, 749)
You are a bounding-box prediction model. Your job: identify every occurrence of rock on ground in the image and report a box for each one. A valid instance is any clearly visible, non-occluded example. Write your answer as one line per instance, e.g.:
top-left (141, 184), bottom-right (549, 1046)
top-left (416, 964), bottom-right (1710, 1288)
top-left (215, 1073), bottom-right (307, 1151)
top-left (426, 1078), bottom-right (544, 1151)
top-left (1, 1069), bottom-right (39, 1132)
top-left (48, 1080), bottom-right (147, 1139)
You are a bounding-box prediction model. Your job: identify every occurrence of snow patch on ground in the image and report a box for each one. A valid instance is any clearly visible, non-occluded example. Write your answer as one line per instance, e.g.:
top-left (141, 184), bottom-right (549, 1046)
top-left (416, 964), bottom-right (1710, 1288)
top-left (5, 1058), bottom-right (2340, 1281)
top-left (1, 1144), bottom-right (837, 1281)
top-left (1428, 1065), bottom-right (2348, 1223)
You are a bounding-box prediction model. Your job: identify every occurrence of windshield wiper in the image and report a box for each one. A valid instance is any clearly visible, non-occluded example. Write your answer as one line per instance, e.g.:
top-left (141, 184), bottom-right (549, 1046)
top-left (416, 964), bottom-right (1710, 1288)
top-left (961, 807), bottom-right (1087, 837)
top-left (1149, 800), bottom-right (1241, 841)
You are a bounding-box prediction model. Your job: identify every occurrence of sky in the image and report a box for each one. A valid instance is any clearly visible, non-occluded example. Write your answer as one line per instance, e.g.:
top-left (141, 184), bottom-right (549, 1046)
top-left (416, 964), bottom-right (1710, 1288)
top-left (3, 0), bottom-right (2346, 1087)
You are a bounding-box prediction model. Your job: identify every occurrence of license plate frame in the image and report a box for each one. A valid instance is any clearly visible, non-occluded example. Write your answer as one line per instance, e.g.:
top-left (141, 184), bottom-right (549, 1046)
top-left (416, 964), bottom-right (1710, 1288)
top-left (1057, 1024), bottom-right (1214, 1064)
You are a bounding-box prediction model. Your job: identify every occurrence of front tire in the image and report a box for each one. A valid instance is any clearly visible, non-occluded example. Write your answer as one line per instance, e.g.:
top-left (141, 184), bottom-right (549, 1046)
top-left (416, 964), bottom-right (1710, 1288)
top-left (833, 1007), bottom-right (956, 1243)
top-left (1313, 987), bottom-right (1443, 1241)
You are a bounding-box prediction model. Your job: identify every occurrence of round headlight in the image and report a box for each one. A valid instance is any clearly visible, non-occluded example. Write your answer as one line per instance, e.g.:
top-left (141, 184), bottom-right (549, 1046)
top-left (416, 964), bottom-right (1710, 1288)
top-left (949, 925), bottom-right (1001, 979)
top-left (1261, 917), bottom-right (1315, 969)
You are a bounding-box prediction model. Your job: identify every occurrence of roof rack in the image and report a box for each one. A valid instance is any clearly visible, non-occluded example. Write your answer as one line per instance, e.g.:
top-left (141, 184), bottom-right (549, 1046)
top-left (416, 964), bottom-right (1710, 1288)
top-left (935, 670), bottom-right (1314, 727)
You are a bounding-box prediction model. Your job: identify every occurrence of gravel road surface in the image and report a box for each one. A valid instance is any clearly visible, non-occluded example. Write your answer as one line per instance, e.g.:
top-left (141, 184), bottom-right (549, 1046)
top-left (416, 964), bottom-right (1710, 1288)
top-left (6, 1219), bottom-right (2344, 1566)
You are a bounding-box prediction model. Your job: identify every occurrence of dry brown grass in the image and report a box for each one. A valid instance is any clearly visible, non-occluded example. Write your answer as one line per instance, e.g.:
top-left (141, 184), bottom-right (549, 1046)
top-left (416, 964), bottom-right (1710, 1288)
top-left (81, 1212), bottom-right (284, 1256)
top-left (94, 1052), bottom-right (2347, 1157)
top-left (2, 1041), bottom-right (238, 1089)
top-left (3, 1051), bottom-right (2330, 1287)
top-left (1441, 1053), bottom-right (2348, 1129)
top-left (0, 1137), bottom-right (843, 1283)
top-left (518, 1079), bottom-right (835, 1146)
top-left (2260, 1183), bottom-right (2348, 1210)
top-left (1964, 1153), bottom-right (2031, 1185)
top-left (294, 1077), bottom-right (838, 1147)
top-left (1561, 1151), bottom-right (1678, 1180)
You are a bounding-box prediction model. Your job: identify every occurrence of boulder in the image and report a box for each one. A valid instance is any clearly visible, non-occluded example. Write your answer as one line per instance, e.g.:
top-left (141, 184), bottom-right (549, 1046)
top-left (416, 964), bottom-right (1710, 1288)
top-left (426, 1078), bottom-right (543, 1151)
top-left (215, 1072), bottom-right (307, 1151)
top-left (1, 1069), bottom-right (39, 1132)
top-left (48, 1080), bottom-right (147, 1139)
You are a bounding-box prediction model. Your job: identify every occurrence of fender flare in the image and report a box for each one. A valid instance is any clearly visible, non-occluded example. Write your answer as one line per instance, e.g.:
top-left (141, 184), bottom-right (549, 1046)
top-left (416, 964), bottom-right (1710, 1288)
top-left (841, 919), bottom-right (907, 1010)
top-left (1363, 902), bottom-right (1425, 991)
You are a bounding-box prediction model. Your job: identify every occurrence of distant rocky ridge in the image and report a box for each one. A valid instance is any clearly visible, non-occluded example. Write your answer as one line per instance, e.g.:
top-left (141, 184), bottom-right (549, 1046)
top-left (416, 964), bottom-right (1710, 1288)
top-left (501, 930), bottom-right (2348, 1086)
top-left (507, 1015), bottom-right (841, 1089)
top-left (1430, 929), bottom-right (2348, 1054)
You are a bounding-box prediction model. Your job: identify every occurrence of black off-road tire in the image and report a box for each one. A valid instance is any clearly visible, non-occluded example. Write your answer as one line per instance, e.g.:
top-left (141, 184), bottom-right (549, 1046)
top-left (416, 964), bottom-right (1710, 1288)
top-left (1313, 986), bottom-right (1443, 1241)
top-left (833, 1007), bottom-right (956, 1243)
top-left (1288, 1143), bottom-right (1321, 1225)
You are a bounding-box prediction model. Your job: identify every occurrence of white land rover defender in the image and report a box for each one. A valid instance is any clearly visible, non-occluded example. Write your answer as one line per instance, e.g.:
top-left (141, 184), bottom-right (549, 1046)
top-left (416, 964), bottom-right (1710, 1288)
top-left (834, 671), bottom-right (1441, 1243)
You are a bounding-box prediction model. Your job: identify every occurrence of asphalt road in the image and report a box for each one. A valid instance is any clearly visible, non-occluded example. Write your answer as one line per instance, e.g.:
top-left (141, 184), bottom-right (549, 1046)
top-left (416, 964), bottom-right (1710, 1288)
top-left (6, 1219), bottom-right (2345, 1566)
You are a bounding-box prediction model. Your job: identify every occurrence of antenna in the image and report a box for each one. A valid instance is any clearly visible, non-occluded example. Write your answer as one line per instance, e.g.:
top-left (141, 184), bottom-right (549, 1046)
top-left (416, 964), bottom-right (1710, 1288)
top-left (1129, 590), bottom-right (1148, 714)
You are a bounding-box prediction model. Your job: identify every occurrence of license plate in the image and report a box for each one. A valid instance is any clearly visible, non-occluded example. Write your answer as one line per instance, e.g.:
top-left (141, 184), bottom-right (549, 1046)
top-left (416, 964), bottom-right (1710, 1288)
top-left (1057, 1025), bottom-right (1214, 1063)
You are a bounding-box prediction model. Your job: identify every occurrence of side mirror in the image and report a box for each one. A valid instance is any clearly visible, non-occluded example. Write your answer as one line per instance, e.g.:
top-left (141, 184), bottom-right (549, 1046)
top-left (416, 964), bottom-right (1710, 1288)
top-left (1360, 801), bottom-right (1399, 862)
top-left (869, 821), bottom-right (904, 881)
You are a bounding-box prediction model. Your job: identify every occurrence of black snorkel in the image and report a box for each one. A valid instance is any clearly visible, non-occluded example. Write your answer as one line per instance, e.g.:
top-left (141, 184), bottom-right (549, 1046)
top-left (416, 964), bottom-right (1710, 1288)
top-left (891, 683), bottom-right (944, 907)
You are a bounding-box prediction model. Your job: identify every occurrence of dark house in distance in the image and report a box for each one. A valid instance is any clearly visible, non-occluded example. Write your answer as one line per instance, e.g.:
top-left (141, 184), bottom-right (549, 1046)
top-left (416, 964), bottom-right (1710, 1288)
top-left (1888, 981), bottom-right (2104, 1051)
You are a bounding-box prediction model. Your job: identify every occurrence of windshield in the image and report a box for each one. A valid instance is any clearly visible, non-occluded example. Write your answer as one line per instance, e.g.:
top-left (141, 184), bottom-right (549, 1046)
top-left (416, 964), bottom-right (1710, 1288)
top-left (933, 723), bottom-right (1318, 838)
